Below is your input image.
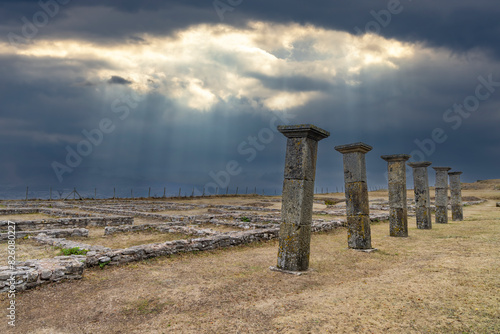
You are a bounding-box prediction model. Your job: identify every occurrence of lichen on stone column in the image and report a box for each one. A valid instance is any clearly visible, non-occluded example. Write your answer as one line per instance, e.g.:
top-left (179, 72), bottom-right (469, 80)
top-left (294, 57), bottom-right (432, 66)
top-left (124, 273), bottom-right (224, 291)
top-left (448, 171), bottom-right (464, 221)
top-left (381, 154), bottom-right (411, 237)
top-left (335, 142), bottom-right (373, 249)
top-left (407, 161), bottom-right (432, 229)
top-left (276, 124), bottom-right (330, 272)
top-left (433, 167), bottom-right (452, 224)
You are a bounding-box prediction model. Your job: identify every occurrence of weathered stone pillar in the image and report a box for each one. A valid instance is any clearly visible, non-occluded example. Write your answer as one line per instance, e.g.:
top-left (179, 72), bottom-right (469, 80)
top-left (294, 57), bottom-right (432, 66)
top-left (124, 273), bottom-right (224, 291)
top-left (433, 167), bottom-right (451, 224)
top-left (448, 171), bottom-right (463, 221)
top-left (276, 124), bottom-right (330, 272)
top-left (407, 161), bottom-right (432, 229)
top-left (381, 154), bottom-right (411, 237)
top-left (335, 142), bottom-right (373, 249)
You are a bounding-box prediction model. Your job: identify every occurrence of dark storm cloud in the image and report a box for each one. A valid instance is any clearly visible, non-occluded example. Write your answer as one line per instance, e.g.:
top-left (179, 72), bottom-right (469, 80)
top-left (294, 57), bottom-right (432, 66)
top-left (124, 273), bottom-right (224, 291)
top-left (0, 0), bottom-right (499, 199)
top-left (246, 72), bottom-right (332, 92)
top-left (2, 0), bottom-right (500, 60)
top-left (107, 76), bottom-right (132, 85)
top-left (2, 0), bottom-right (500, 59)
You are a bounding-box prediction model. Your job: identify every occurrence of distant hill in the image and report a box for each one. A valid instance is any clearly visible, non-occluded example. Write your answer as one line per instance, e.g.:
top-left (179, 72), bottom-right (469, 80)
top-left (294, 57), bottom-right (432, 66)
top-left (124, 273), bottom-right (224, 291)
top-left (462, 179), bottom-right (500, 190)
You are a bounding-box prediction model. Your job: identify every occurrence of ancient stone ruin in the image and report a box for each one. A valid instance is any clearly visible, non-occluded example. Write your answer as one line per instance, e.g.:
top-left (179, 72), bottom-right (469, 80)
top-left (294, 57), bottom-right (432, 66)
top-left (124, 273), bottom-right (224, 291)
top-left (433, 167), bottom-right (452, 224)
top-left (448, 171), bottom-right (464, 221)
top-left (274, 124), bottom-right (330, 272)
top-left (1, 123), bottom-right (478, 288)
top-left (408, 161), bottom-right (433, 229)
top-left (381, 154), bottom-right (411, 237)
top-left (335, 142), bottom-right (373, 250)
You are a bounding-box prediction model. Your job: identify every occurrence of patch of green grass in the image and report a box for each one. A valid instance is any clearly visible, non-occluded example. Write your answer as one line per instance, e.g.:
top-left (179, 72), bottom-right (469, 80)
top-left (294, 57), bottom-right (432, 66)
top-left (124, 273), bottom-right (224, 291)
top-left (240, 216), bottom-right (251, 222)
top-left (58, 247), bottom-right (88, 256)
top-left (99, 260), bottom-right (110, 269)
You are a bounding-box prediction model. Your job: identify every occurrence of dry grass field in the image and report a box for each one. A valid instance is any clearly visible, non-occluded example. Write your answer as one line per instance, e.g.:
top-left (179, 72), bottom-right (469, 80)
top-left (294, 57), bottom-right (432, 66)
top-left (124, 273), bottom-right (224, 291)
top-left (1, 181), bottom-right (499, 333)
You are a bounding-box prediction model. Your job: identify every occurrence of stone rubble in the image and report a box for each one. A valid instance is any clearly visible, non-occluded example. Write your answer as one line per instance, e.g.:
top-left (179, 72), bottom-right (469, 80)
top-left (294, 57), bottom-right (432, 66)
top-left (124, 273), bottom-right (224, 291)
top-left (0, 228), bottom-right (88, 241)
top-left (0, 216), bottom-right (133, 232)
top-left (0, 256), bottom-right (85, 293)
top-left (104, 224), bottom-right (219, 236)
top-left (31, 233), bottom-right (111, 252)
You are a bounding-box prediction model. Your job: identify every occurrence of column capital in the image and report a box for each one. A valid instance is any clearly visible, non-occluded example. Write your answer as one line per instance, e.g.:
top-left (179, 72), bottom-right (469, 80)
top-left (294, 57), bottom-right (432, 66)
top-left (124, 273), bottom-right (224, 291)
top-left (432, 166), bottom-right (451, 172)
top-left (381, 154), bottom-right (411, 162)
top-left (278, 124), bottom-right (330, 141)
top-left (448, 171), bottom-right (463, 176)
top-left (335, 142), bottom-right (372, 154)
top-left (408, 161), bottom-right (432, 168)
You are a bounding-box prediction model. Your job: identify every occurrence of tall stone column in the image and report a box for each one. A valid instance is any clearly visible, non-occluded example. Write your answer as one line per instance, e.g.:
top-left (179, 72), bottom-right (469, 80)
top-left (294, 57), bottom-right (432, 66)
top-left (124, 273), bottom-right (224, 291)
top-left (276, 124), bottom-right (330, 272)
top-left (335, 142), bottom-right (373, 249)
top-left (381, 154), bottom-right (411, 237)
top-left (448, 171), bottom-right (464, 221)
top-left (407, 162), bottom-right (432, 229)
top-left (433, 167), bottom-right (452, 224)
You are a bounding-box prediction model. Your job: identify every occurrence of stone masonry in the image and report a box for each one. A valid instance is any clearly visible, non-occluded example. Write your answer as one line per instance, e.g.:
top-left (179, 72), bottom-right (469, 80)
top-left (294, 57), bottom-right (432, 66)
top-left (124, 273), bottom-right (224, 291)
top-left (276, 124), bottom-right (330, 272)
top-left (408, 161), bottom-right (433, 229)
top-left (448, 171), bottom-right (464, 221)
top-left (381, 154), bottom-right (411, 237)
top-left (335, 142), bottom-right (373, 249)
top-left (433, 167), bottom-right (452, 224)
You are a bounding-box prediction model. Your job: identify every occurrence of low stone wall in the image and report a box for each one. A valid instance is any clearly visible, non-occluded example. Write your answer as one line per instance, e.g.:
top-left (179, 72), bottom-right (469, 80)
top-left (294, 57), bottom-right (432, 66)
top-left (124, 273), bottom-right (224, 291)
top-left (0, 256), bottom-right (85, 293)
top-left (86, 228), bottom-right (282, 267)
top-left (0, 207), bottom-right (97, 218)
top-left (0, 216), bottom-right (133, 232)
top-left (0, 228), bottom-right (88, 241)
top-left (207, 205), bottom-right (279, 213)
top-left (78, 206), bottom-right (213, 222)
top-left (38, 208), bottom-right (98, 218)
top-left (2, 218), bottom-right (347, 292)
top-left (463, 200), bottom-right (487, 206)
top-left (311, 220), bottom-right (345, 232)
top-left (88, 219), bottom-right (347, 267)
top-left (31, 233), bottom-right (111, 252)
top-left (0, 208), bottom-right (39, 215)
top-left (104, 224), bottom-right (219, 237)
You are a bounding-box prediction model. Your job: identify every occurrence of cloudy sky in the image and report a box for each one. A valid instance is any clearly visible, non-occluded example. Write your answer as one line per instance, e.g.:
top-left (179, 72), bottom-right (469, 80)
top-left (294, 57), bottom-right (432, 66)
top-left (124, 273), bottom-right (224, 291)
top-left (1, 0), bottom-right (499, 199)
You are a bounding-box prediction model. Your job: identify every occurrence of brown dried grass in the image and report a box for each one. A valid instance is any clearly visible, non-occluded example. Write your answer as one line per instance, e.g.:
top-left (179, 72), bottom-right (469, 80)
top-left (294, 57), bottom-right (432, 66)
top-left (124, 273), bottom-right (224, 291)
top-left (0, 188), bottom-right (499, 333)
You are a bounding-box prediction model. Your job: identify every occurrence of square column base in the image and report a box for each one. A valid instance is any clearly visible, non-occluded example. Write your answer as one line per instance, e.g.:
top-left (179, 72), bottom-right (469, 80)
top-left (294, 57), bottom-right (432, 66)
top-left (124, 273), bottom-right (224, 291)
top-left (435, 206), bottom-right (449, 224)
top-left (347, 215), bottom-right (372, 249)
top-left (451, 205), bottom-right (463, 221)
top-left (269, 266), bottom-right (314, 276)
top-left (415, 207), bottom-right (432, 229)
top-left (389, 208), bottom-right (408, 237)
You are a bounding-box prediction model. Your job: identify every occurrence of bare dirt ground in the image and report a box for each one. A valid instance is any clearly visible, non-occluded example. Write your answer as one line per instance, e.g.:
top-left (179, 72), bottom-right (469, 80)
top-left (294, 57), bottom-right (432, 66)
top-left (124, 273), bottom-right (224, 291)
top-left (1, 185), bottom-right (499, 333)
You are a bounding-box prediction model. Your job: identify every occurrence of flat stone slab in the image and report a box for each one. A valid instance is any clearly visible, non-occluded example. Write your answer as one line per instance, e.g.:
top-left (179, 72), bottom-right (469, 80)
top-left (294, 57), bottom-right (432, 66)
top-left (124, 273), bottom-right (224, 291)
top-left (351, 248), bottom-right (378, 253)
top-left (335, 142), bottom-right (373, 154)
top-left (269, 266), bottom-right (315, 276)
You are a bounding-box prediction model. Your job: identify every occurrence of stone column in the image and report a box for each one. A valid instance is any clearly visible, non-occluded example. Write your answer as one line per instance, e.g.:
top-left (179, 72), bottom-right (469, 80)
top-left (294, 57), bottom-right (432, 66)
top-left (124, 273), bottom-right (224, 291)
top-left (276, 124), bottom-right (330, 272)
top-left (433, 167), bottom-right (452, 224)
top-left (381, 154), bottom-right (411, 237)
top-left (448, 171), bottom-right (463, 221)
top-left (407, 162), bottom-right (432, 229)
top-left (335, 142), bottom-right (373, 249)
